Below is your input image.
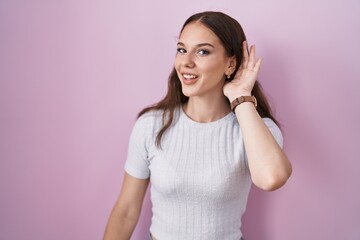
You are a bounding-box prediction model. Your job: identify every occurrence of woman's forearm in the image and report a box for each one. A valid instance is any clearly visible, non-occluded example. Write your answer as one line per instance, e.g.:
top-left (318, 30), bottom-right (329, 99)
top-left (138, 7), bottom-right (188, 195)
top-left (103, 204), bottom-right (140, 240)
top-left (104, 174), bottom-right (149, 240)
top-left (234, 102), bottom-right (292, 191)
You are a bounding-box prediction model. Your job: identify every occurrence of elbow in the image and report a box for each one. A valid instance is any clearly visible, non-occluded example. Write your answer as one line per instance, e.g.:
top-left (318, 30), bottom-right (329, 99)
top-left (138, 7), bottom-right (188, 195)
top-left (254, 165), bottom-right (293, 192)
top-left (257, 175), bottom-right (289, 191)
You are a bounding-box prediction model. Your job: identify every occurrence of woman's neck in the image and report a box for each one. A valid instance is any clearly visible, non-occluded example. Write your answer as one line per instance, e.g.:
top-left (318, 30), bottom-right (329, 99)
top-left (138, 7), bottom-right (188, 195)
top-left (183, 93), bottom-right (231, 123)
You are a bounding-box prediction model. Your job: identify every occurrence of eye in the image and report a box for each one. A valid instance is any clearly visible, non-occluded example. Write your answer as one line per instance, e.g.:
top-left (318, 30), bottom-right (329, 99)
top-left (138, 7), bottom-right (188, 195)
top-left (177, 48), bottom-right (186, 54)
top-left (197, 49), bottom-right (210, 56)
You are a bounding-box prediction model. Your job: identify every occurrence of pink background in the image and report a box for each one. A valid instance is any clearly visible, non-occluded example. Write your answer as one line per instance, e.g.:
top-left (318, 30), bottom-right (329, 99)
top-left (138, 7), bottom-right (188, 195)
top-left (1, 0), bottom-right (359, 239)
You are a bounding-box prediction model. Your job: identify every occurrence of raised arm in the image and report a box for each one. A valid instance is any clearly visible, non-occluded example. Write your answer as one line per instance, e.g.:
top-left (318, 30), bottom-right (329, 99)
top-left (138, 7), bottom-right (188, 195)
top-left (103, 173), bottom-right (149, 240)
top-left (224, 41), bottom-right (292, 191)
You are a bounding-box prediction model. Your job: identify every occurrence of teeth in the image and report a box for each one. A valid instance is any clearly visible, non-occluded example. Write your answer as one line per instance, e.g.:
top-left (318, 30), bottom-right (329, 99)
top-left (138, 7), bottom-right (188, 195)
top-left (183, 74), bottom-right (196, 79)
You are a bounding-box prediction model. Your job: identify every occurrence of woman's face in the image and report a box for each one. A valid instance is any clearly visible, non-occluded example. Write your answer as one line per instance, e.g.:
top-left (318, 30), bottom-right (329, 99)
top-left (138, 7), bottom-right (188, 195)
top-left (175, 22), bottom-right (233, 98)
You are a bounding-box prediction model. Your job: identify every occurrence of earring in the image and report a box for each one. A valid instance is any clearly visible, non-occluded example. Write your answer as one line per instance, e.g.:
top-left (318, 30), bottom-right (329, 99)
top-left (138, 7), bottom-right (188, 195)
top-left (227, 74), bottom-right (231, 79)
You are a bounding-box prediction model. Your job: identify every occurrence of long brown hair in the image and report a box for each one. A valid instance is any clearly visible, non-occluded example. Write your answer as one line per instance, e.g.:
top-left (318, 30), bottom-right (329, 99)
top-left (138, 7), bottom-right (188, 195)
top-left (138, 11), bottom-right (279, 147)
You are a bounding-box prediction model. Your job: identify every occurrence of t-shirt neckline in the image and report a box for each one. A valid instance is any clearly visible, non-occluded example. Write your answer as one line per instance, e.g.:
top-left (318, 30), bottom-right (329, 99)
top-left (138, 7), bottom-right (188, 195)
top-left (179, 105), bottom-right (234, 128)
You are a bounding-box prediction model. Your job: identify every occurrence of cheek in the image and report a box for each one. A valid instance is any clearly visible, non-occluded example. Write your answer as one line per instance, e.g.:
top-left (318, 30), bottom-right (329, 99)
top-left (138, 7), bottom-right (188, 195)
top-left (202, 57), bottom-right (226, 71)
top-left (174, 56), bottom-right (181, 70)
top-left (201, 63), bottom-right (225, 77)
top-left (174, 59), bottom-right (182, 78)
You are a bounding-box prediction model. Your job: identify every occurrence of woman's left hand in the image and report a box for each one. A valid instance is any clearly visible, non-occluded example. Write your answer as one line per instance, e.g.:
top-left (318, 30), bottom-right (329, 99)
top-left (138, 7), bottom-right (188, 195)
top-left (223, 41), bottom-right (262, 102)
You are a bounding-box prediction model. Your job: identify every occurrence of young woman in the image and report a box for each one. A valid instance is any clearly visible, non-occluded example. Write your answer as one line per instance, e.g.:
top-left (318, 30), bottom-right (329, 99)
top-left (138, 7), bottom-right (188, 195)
top-left (104, 11), bottom-right (292, 240)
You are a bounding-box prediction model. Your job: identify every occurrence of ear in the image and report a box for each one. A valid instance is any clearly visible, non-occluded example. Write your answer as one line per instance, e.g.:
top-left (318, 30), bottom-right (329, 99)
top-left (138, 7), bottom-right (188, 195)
top-left (226, 56), bottom-right (237, 75)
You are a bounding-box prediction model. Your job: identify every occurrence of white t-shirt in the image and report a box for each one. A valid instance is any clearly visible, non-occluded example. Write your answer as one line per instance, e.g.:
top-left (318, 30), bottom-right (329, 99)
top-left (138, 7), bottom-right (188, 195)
top-left (125, 106), bottom-right (283, 240)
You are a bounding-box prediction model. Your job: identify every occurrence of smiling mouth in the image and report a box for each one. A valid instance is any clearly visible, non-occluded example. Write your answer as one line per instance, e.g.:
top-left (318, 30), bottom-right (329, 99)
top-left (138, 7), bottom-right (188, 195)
top-left (182, 73), bottom-right (198, 85)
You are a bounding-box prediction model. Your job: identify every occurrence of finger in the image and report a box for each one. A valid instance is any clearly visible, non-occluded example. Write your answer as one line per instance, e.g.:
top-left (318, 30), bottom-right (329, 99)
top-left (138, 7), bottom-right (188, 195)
top-left (247, 45), bottom-right (256, 68)
top-left (241, 41), bottom-right (249, 64)
top-left (233, 68), bottom-right (242, 79)
top-left (253, 58), bottom-right (262, 72)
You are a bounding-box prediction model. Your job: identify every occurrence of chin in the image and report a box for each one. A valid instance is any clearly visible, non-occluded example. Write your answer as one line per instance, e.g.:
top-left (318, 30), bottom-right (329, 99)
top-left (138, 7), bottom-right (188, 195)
top-left (181, 90), bottom-right (193, 98)
top-left (181, 85), bottom-right (199, 98)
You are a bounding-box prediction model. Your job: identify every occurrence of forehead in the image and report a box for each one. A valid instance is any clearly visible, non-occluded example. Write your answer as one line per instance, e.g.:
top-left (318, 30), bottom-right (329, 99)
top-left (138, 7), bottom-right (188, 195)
top-left (179, 22), bottom-right (222, 46)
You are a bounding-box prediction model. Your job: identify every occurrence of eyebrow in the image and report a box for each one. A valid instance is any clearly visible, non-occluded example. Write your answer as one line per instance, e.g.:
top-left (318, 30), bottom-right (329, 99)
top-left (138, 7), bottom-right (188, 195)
top-left (177, 42), bottom-right (215, 48)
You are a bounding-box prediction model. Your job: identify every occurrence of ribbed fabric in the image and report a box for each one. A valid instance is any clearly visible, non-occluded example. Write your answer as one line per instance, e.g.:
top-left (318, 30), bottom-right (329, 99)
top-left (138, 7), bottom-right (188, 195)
top-left (125, 106), bottom-right (283, 240)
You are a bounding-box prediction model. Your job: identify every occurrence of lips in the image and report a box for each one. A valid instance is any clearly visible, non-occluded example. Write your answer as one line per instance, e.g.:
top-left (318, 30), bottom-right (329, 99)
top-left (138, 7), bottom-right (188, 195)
top-left (181, 73), bottom-right (198, 85)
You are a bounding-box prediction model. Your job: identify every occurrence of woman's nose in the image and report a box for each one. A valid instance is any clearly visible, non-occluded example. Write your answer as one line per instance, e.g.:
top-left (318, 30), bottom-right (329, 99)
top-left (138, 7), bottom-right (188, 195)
top-left (182, 52), bottom-right (195, 68)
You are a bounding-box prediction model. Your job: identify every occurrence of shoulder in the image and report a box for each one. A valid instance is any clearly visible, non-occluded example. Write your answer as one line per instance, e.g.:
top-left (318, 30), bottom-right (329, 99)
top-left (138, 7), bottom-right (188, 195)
top-left (128, 110), bottom-right (164, 150)
top-left (130, 109), bottom-right (166, 141)
top-left (138, 109), bottom-right (164, 120)
top-left (135, 109), bottom-right (164, 129)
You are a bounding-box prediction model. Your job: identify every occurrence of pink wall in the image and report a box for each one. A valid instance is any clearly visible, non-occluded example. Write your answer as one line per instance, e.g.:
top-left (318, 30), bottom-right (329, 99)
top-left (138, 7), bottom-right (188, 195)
top-left (1, 0), bottom-right (359, 239)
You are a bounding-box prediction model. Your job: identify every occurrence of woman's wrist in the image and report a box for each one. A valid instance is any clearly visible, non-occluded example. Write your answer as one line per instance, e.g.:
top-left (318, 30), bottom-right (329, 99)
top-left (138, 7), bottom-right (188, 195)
top-left (227, 92), bottom-right (252, 102)
top-left (230, 95), bottom-right (257, 112)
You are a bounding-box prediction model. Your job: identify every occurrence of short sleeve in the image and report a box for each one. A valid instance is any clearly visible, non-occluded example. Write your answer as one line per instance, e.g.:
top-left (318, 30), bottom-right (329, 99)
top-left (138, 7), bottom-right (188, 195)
top-left (124, 115), bottom-right (154, 179)
top-left (263, 118), bottom-right (283, 148)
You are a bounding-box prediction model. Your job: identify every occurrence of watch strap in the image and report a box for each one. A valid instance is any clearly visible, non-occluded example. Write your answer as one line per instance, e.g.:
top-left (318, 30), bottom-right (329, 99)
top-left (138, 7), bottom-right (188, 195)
top-left (231, 96), bottom-right (257, 112)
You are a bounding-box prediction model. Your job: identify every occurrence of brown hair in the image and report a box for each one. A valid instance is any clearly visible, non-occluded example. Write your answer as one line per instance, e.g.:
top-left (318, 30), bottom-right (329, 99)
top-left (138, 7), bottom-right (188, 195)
top-left (138, 11), bottom-right (279, 147)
